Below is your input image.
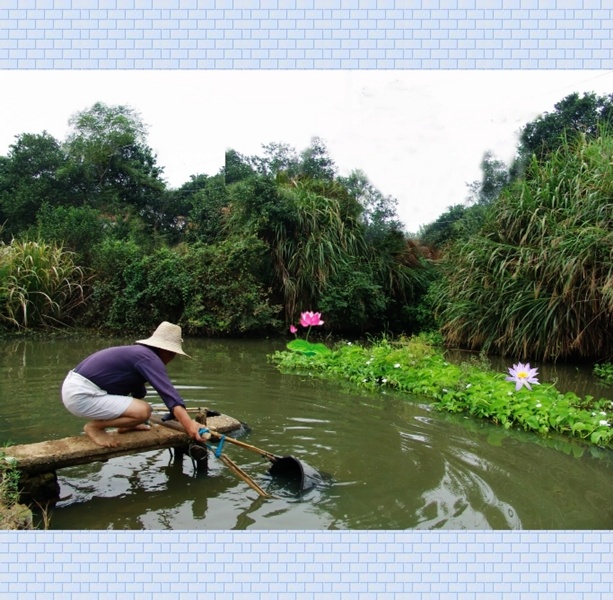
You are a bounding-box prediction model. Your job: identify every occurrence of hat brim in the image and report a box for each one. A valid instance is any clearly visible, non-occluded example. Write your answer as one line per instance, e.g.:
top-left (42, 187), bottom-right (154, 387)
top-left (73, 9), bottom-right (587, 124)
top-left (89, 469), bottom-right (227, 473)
top-left (135, 338), bottom-right (190, 358)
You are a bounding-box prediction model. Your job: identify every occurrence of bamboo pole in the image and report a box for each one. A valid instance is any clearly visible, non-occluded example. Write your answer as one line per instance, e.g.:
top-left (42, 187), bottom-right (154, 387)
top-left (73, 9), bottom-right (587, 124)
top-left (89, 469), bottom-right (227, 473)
top-left (149, 414), bottom-right (279, 462)
top-left (148, 414), bottom-right (271, 499)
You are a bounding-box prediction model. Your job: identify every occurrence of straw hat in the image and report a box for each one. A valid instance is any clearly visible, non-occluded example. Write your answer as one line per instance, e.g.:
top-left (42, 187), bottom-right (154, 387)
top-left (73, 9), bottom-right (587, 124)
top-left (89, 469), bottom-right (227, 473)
top-left (136, 321), bottom-right (190, 357)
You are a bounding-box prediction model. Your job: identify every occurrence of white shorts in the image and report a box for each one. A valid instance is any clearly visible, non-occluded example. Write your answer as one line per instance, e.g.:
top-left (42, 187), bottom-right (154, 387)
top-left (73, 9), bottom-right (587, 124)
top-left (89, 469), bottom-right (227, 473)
top-left (61, 370), bottom-right (134, 421)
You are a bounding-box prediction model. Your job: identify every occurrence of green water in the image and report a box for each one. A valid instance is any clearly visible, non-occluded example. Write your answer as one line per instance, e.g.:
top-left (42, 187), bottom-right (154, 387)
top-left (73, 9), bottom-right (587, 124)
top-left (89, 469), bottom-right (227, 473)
top-left (2, 335), bottom-right (613, 530)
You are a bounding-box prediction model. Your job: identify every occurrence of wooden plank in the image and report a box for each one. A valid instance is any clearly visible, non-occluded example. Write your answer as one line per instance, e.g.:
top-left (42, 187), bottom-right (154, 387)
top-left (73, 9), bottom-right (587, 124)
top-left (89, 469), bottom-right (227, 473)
top-left (3, 413), bottom-right (242, 475)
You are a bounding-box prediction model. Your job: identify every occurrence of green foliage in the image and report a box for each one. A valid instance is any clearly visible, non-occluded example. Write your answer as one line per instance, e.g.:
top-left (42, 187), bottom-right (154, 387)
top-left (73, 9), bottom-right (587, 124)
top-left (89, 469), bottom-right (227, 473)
top-left (87, 236), bottom-right (281, 335)
top-left (31, 204), bottom-right (110, 264)
top-left (0, 132), bottom-right (70, 238)
top-left (182, 236), bottom-right (281, 335)
top-left (0, 239), bottom-right (88, 330)
top-left (317, 259), bottom-right (388, 331)
top-left (338, 169), bottom-right (403, 234)
top-left (298, 136), bottom-right (337, 180)
top-left (88, 241), bottom-right (190, 331)
top-left (85, 238), bottom-right (146, 330)
top-left (466, 151), bottom-right (510, 206)
top-left (271, 336), bottom-right (613, 448)
top-left (183, 173), bottom-right (228, 244)
top-left (63, 102), bottom-right (166, 216)
top-left (417, 204), bottom-right (468, 249)
top-left (0, 108), bottom-right (434, 337)
top-left (227, 174), bottom-right (367, 322)
top-left (594, 362), bottom-right (613, 385)
top-left (225, 149), bottom-right (257, 184)
top-left (434, 132), bottom-right (613, 361)
top-left (513, 92), bottom-right (613, 178)
top-left (286, 338), bottom-right (331, 356)
top-left (0, 450), bottom-right (21, 508)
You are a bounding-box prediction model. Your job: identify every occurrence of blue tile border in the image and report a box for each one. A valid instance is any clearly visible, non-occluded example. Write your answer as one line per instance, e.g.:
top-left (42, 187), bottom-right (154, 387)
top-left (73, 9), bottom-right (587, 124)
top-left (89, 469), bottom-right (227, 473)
top-left (2, 3), bottom-right (613, 598)
top-left (2, 530), bottom-right (613, 597)
top-left (0, 3), bottom-right (611, 69)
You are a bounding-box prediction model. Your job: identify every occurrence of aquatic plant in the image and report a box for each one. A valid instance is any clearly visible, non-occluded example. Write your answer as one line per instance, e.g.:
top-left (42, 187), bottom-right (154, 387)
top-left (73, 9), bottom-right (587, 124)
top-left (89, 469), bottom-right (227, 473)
top-left (505, 362), bottom-right (540, 391)
top-left (270, 335), bottom-right (613, 448)
top-left (286, 310), bottom-right (330, 357)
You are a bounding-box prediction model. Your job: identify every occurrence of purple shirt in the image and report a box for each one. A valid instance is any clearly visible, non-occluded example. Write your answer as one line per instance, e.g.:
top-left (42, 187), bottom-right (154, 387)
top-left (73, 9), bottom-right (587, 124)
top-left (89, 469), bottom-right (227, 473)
top-left (74, 344), bottom-right (185, 413)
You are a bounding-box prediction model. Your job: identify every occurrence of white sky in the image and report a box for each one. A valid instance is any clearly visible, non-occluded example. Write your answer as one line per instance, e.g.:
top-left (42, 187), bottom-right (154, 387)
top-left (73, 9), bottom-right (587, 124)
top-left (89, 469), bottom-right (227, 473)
top-left (1, 70), bottom-right (612, 233)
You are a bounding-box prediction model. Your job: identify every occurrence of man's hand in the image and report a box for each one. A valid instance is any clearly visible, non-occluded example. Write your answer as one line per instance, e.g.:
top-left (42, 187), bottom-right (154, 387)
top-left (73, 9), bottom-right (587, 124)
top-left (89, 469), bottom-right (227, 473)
top-left (172, 405), bottom-right (211, 442)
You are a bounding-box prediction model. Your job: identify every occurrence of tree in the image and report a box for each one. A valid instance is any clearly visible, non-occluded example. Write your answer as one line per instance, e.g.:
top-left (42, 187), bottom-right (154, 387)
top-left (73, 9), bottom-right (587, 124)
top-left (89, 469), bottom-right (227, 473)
top-left (250, 142), bottom-right (300, 177)
top-left (511, 92), bottom-right (613, 178)
top-left (338, 169), bottom-right (402, 237)
top-left (183, 173), bottom-right (229, 244)
top-left (63, 102), bottom-right (166, 216)
top-left (0, 132), bottom-right (70, 237)
top-left (225, 149), bottom-right (256, 185)
top-left (298, 136), bottom-right (337, 181)
top-left (417, 204), bottom-right (468, 249)
top-left (466, 151), bottom-right (510, 206)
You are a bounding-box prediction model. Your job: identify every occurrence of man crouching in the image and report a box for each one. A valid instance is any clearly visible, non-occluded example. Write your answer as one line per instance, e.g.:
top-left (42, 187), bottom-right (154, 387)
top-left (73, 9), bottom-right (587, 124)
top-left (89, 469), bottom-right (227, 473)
top-left (61, 321), bottom-right (207, 448)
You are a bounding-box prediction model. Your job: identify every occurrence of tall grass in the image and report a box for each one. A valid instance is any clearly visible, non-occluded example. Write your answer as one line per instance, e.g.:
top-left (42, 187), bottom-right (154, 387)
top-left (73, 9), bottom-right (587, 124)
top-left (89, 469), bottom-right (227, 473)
top-left (0, 239), bottom-right (88, 330)
top-left (434, 132), bottom-right (613, 361)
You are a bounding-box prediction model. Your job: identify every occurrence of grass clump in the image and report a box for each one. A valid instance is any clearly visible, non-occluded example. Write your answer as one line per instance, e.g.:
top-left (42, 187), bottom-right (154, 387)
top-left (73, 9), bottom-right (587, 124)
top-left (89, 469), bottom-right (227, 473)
top-left (0, 450), bottom-right (32, 530)
top-left (270, 335), bottom-right (613, 448)
top-left (0, 238), bottom-right (88, 330)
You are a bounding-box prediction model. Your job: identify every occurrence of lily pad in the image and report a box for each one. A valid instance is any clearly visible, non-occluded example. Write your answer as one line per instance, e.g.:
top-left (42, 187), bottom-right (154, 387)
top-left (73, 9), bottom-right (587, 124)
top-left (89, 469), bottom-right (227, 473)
top-left (287, 339), bottom-right (331, 356)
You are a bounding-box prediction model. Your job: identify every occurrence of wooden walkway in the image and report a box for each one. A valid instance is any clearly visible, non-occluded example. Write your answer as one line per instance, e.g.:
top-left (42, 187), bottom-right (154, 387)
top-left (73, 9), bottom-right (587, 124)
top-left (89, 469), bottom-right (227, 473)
top-left (4, 413), bottom-right (241, 474)
top-left (4, 413), bottom-right (242, 504)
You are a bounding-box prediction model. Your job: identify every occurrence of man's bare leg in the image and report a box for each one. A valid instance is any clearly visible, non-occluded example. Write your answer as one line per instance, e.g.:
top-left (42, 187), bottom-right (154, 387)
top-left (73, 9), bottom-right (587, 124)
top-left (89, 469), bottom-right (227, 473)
top-left (83, 399), bottom-right (152, 447)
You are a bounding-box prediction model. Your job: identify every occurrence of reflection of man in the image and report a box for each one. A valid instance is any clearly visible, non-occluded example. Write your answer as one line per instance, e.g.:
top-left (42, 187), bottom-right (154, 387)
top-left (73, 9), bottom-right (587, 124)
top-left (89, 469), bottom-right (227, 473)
top-left (61, 321), bottom-right (208, 448)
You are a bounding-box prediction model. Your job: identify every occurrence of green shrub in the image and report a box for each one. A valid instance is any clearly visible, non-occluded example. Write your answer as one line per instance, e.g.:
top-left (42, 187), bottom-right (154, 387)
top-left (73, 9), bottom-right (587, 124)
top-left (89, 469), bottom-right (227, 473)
top-left (182, 236), bottom-right (281, 335)
top-left (31, 204), bottom-right (110, 264)
top-left (86, 236), bottom-right (281, 335)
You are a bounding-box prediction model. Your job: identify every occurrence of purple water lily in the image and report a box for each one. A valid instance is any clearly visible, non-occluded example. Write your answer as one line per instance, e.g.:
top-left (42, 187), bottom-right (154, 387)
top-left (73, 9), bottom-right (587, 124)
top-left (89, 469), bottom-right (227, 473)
top-left (506, 362), bottom-right (540, 391)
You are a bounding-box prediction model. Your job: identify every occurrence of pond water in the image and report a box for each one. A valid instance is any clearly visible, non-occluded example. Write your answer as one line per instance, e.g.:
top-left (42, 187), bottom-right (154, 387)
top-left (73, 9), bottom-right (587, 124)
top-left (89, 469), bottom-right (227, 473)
top-left (2, 335), bottom-right (613, 530)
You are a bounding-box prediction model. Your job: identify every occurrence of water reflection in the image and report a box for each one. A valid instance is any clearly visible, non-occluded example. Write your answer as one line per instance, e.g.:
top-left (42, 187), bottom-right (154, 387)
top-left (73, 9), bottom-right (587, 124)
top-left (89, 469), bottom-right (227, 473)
top-left (3, 336), bottom-right (613, 529)
top-left (414, 464), bottom-right (522, 529)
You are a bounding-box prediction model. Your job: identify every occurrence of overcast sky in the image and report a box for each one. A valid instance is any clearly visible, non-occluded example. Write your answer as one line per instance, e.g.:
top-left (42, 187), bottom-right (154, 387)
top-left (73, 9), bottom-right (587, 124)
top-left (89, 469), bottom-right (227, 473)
top-left (1, 70), bottom-right (612, 233)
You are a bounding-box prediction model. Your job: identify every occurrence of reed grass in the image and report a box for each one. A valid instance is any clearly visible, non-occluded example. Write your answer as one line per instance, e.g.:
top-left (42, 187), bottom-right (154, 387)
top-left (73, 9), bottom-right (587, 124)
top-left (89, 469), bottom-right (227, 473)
top-left (434, 132), bottom-right (613, 361)
top-left (0, 239), bottom-right (88, 330)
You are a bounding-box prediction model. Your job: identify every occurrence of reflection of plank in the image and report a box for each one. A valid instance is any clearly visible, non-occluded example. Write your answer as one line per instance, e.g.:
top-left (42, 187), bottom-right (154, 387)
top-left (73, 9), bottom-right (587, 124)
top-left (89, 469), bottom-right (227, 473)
top-left (4, 414), bottom-right (241, 475)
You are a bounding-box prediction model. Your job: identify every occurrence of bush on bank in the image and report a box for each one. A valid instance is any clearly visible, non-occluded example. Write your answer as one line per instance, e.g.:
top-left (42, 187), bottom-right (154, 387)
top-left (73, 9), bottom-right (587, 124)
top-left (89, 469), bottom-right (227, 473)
top-left (270, 335), bottom-right (613, 448)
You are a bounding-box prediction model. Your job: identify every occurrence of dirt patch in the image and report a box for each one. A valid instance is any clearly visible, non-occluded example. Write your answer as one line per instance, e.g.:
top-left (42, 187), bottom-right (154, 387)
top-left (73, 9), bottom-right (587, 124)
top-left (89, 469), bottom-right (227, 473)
top-left (0, 502), bottom-right (33, 530)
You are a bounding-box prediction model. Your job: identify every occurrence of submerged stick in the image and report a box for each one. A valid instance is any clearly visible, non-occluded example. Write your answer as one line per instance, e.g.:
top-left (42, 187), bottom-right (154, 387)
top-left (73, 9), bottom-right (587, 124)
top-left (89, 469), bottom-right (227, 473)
top-left (217, 454), bottom-right (270, 498)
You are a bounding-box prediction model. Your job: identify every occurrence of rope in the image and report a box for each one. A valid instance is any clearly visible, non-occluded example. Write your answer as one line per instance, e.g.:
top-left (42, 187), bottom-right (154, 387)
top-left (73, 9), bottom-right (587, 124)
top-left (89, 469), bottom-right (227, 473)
top-left (199, 427), bottom-right (226, 458)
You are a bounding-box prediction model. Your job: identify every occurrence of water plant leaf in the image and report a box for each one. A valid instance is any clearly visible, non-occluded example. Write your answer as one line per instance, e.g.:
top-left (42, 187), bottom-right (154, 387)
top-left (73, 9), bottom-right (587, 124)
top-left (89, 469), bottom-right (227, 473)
top-left (286, 339), bottom-right (331, 356)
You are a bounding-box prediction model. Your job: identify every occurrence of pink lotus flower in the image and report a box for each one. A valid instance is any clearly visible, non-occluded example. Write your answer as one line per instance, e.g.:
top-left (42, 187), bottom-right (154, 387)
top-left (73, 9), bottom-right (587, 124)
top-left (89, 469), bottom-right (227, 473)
top-left (505, 362), bottom-right (540, 391)
top-left (289, 325), bottom-right (297, 334)
top-left (299, 311), bottom-right (324, 327)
